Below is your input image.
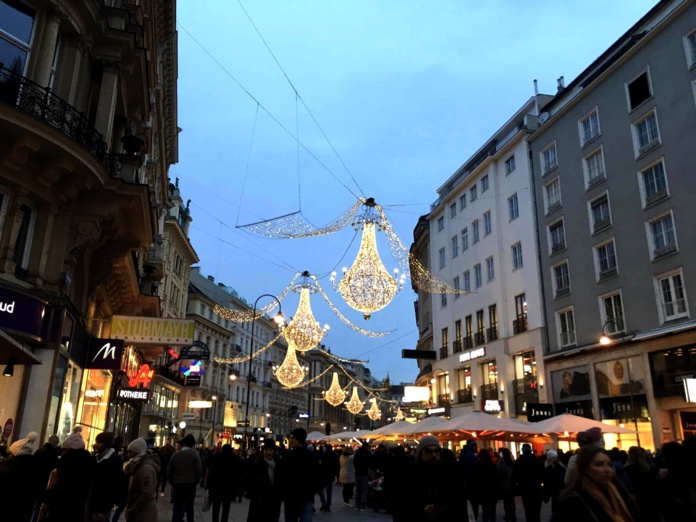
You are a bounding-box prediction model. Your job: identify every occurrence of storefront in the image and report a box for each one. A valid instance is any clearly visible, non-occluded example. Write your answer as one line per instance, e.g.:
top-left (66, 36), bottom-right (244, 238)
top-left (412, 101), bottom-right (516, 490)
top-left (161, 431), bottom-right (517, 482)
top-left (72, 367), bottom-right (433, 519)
top-left (141, 381), bottom-right (181, 445)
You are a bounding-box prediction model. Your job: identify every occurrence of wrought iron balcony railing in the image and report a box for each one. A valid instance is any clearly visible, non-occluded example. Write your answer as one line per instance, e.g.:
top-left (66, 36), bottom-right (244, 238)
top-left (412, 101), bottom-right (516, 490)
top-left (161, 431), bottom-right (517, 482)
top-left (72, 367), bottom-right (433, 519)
top-left (486, 326), bottom-right (498, 342)
top-left (437, 393), bottom-right (450, 405)
top-left (439, 346), bottom-right (449, 359)
top-left (512, 376), bottom-right (539, 397)
top-left (452, 339), bottom-right (463, 353)
top-left (457, 388), bottom-right (473, 403)
top-left (463, 336), bottom-right (474, 350)
top-left (513, 315), bottom-right (528, 335)
top-left (474, 331), bottom-right (485, 346)
top-left (480, 383), bottom-right (498, 400)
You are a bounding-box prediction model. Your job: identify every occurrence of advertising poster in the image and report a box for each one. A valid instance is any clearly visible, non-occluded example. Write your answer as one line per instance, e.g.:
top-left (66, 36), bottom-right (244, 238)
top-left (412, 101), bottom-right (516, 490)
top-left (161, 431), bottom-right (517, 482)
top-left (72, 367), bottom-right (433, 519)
top-left (594, 356), bottom-right (646, 398)
top-left (551, 365), bottom-right (591, 403)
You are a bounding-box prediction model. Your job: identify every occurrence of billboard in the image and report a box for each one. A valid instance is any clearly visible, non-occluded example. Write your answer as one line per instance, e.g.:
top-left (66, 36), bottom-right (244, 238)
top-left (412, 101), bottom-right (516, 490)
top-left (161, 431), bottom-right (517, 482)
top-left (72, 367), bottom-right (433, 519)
top-left (551, 365), bottom-right (591, 403)
top-left (594, 356), bottom-right (646, 398)
top-left (111, 316), bottom-right (195, 345)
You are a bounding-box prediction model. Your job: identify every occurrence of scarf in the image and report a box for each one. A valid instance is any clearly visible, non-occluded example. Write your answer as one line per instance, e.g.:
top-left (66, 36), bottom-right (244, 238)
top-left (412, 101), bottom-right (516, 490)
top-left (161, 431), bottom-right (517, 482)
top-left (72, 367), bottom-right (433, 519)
top-left (123, 454), bottom-right (144, 475)
top-left (265, 458), bottom-right (276, 485)
top-left (583, 479), bottom-right (634, 522)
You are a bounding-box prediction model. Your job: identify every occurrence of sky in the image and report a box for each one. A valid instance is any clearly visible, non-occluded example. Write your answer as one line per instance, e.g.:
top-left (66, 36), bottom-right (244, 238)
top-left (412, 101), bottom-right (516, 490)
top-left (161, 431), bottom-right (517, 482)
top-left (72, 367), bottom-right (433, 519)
top-left (173, 0), bottom-right (658, 384)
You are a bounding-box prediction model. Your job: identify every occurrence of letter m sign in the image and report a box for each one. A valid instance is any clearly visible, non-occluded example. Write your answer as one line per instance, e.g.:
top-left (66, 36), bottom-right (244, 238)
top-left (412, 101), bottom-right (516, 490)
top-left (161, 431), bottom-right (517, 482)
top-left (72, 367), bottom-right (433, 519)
top-left (86, 338), bottom-right (125, 370)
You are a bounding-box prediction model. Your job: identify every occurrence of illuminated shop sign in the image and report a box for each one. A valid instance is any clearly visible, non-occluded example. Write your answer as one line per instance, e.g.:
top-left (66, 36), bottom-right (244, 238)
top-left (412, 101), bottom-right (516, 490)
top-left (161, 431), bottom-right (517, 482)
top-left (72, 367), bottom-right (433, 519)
top-left (298, 413), bottom-right (309, 419)
top-left (111, 316), bottom-right (195, 345)
top-left (482, 399), bottom-right (504, 413)
top-left (403, 386), bottom-right (430, 402)
top-left (527, 402), bottom-right (554, 422)
top-left (182, 360), bottom-right (205, 376)
top-left (427, 407), bottom-right (446, 415)
top-left (84, 390), bottom-right (105, 398)
top-left (179, 341), bottom-right (211, 360)
top-left (128, 364), bottom-right (154, 388)
top-left (117, 388), bottom-right (150, 401)
top-left (0, 287), bottom-right (50, 341)
top-left (85, 338), bottom-right (125, 370)
top-left (459, 347), bottom-right (486, 363)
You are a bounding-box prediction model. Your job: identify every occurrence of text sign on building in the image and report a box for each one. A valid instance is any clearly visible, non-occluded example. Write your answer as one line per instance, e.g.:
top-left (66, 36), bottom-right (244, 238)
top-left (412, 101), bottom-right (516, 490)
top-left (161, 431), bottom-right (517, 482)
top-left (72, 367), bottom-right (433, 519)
top-left (185, 375), bottom-right (201, 387)
top-left (117, 388), bottom-right (150, 401)
top-left (0, 287), bottom-right (50, 341)
top-left (482, 399), bottom-right (504, 413)
top-left (128, 364), bottom-right (154, 388)
top-left (85, 338), bottom-right (125, 370)
top-left (179, 340), bottom-right (211, 360)
top-left (459, 347), bottom-right (486, 363)
top-left (111, 316), bottom-right (195, 345)
top-left (527, 402), bottom-right (554, 422)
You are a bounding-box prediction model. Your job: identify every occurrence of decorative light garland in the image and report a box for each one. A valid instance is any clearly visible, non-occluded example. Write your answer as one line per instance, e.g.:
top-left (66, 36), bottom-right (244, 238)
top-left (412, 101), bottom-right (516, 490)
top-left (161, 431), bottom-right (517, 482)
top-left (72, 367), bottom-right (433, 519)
top-left (283, 283), bottom-right (328, 352)
top-left (395, 409), bottom-right (405, 421)
top-left (285, 364), bottom-right (335, 390)
top-left (324, 372), bottom-right (347, 407)
top-left (335, 364), bottom-right (389, 393)
top-left (346, 386), bottom-right (364, 415)
top-left (274, 340), bottom-right (306, 388)
top-left (315, 347), bottom-right (367, 365)
top-left (367, 398), bottom-right (382, 421)
top-left (214, 273), bottom-right (300, 322)
top-left (214, 331), bottom-right (283, 364)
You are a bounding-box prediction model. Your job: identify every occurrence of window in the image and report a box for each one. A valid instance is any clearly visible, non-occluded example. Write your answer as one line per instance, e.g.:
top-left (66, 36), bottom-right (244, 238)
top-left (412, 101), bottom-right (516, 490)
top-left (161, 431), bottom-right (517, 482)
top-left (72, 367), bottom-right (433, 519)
top-left (508, 194), bottom-right (519, 221)
top-left (486, 257), bottom-right (495, 282)
top-left (463, 270), bottom-right (471, 292)
top-left (589, 194), bottom-right (611, 233)
top-left (558, 308), bottom-right (576, 347)
top-left (450, 203), bottom-right (457, 218)
top-left (459, 194), bottom-right (467, 210)
top-left (0, 0), bottom-right (35, 74)
top-left (639, 160), bottom-right (668, 206)
top-left (579, 109), bottom-right (600, 145)
top-left (451, 236), bottom-right (459, 258)
top-left (505, 155), bottom-right (516, 174)
top-left (633, 112), bottom-right (660, 155)
top-left (474, 264), bottom-right (482, 288)
top-left (602, 292), bottom-right (625, 333)
top-left (470, 185), bottom-right (478, 201)
top-left (441, 293), bottom-right (447, 308)
top-left (595, 239), bottom-right (618, 278)
top-left (438, 248), bottom-right (445, 269)
top-left (481, 175), bottom-right (489, 192)
top-left (549, 220), bottom-right (566, 254)
top-left (553, 261), bottom-right (570, 297)
top-left (465, 315), bottom-right (473, 339)
top-left (514, 293), bottom-right (527, 334)
top-left (461, 228), bottom-right (469, 251)
top-left (685, 30), bottom-right (696, 67)
top-left (488, 305), bottom-right (498, 339)
top-left (453, 276), bottom-right (460, 298)
top-left (441, 328), bottom-right (448, 349)
top-left (541, 142), bottom-right (558, 174)
top-left (656, 270), bottom-right (688, 321)
top-left (511, 242), bottom-right (523, 270)
top-left (472, 220), bottom-right (480, 243)
top-left (627, 70), bottom-right (652, 110)
top-left (12, 203), bottom-right (34, 271)
top-left (648, 212), bottom-right (677, 259)
top-left (437, 217), bottom-right (444, 231)
top-left (483, 211), bottom-right (492, 235)
top-left (545, 178), bottom-right (562, 213)
top-left (476, 310), bottom-right (485, 337)
top-left (584, 148), bottom-right (606, 187)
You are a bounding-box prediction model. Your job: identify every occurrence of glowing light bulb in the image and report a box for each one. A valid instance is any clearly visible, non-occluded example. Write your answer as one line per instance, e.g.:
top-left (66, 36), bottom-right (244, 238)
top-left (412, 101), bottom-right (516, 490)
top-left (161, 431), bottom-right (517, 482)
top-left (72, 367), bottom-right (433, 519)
top-left (283, 287), bottom-right (324, 352)
top-left (324, 372), bottom-right (347, 407)
top-left (346, 386), bottom-right (363, 415)
top-left (275, 340), bottom-right (305, 388)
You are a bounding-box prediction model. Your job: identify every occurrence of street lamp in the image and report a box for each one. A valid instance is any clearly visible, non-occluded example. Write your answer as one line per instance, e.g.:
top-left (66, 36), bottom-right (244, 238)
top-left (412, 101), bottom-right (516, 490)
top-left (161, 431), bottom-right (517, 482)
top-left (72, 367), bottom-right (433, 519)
top-left (243, 294), bottom-right (285, 452)
top-left (598, 318), bottom-right (640, 447)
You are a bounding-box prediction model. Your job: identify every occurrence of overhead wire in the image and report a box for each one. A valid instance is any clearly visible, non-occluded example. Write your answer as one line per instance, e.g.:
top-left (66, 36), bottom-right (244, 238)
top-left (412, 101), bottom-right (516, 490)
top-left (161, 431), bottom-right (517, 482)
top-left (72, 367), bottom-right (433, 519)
top-left (236, 102), bottom-right (260, 227)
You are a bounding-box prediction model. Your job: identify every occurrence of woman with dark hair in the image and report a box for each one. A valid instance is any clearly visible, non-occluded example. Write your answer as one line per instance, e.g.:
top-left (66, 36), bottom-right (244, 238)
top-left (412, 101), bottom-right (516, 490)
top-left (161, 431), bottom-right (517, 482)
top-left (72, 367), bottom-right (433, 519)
top-left (624, 447), bottom-right (659, 522)
top-left (496, 448), bottom-right (516, 522)
top-left (553, 445), bottom-right (638, 522)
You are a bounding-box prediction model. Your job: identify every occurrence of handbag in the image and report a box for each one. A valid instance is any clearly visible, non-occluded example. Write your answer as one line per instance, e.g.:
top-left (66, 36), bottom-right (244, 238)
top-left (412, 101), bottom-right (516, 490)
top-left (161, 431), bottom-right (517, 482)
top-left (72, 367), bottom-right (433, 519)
top-left (202, 490), bottom-right (212, 512)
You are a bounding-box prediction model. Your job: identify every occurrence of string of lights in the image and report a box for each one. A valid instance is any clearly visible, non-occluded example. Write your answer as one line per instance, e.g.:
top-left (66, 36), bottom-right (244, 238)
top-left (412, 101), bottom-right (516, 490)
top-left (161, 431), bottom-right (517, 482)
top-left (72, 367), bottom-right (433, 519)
top-left (286, 364), bottom-right (336, 390)
top-left (213, 331), bottom-right (282, 364)
top-left (315, 347), bottom-right (367, 365)
top-left (335, 364), bottom-right (389, 393)
top-left (213, 273), bottom-right (300, 323)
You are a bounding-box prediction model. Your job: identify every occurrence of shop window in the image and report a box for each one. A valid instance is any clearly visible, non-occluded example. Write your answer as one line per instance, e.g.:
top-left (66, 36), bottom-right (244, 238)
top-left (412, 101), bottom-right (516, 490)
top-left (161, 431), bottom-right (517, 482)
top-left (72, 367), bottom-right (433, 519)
top-left (457, 366), bottom-right (472, 403)
top-left (57, 362), bottom-right (83, 441)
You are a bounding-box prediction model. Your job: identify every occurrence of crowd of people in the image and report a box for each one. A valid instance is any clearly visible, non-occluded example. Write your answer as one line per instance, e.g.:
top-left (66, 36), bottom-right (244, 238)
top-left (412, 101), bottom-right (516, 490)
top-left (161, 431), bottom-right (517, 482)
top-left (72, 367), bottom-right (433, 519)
top-left (2, 424), bottom-right (696, 522)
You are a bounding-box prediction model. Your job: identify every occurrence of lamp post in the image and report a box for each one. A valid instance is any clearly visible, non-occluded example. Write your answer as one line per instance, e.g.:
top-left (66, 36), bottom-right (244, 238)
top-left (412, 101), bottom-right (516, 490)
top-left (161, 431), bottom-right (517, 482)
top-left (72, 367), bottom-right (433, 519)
top-left (599, 318), bottom-right (640, 447)
top-left (243, 294), bottom-right (285, 452)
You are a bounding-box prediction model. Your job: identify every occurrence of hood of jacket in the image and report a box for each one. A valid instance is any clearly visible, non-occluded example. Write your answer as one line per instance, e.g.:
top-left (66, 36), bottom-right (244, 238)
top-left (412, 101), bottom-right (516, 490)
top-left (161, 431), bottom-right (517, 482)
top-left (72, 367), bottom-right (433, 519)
top-left (129, 451), bottom-right (161, 476)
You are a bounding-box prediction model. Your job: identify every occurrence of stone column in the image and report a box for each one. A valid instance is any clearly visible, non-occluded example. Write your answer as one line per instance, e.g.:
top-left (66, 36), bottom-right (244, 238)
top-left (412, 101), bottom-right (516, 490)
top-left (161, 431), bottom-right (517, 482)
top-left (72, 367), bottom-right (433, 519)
top-left (94, 61), bottom-right (120, 149)
top-left (32, 7), bottom-right (63, 87)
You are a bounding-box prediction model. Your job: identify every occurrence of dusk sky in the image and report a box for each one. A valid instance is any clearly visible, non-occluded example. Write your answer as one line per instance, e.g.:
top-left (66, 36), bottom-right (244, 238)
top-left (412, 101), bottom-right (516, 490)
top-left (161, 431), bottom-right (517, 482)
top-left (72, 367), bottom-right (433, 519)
top-left (173, 0), bottom-right (657, 384)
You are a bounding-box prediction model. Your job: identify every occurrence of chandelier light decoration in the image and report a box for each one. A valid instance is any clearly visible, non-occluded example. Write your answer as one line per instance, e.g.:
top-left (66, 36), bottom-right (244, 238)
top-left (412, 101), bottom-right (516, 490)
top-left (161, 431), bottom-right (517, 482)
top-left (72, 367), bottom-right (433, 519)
top-left (346, 386), bottom-right (364, 415)
top-left (283, 273), bottom-right (329, 352)
top-left (324, 372), bottom-right (347, 407)
top-left (274, 340), bottom-right (306, 388)
top-left (367, 398), bottom-right (382, 421)
top-left (395, 409), bottom-right (405, 421)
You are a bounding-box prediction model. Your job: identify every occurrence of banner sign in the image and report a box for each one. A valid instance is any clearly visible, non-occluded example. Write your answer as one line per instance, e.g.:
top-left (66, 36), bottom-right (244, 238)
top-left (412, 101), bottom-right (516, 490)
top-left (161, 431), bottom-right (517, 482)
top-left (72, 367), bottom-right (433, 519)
top-left (116, 388), bottom-right (150, 401)
top-left (599, 394), bottom-right (649, 421)
top-left (179, 341), bottom-right (210, 360)
top-left (111, 316), bottom-right (195, 345)
top-left (527, 402), bottom-right (555, 422)
top-left (85, 338), bottom-right (124, 370)
top-left (0, 287), bottom-right (50, 341)
top-left (555, 400), bottom-right (594, 419)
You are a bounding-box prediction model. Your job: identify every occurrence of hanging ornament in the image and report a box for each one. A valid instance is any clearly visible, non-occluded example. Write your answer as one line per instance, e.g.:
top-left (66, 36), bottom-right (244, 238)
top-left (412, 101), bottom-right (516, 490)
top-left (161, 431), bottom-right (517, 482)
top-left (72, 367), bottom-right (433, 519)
top-left (367, 398), bottom-right (382, 421)
top-left (274, 340), bottom-right (306, 388)
top-left (283, 273), bottom-right (329, 352)
top-left (324, 372), bottom-right (347, 407)
top-left (346, 386), bottom-right (364, 415)
top-left (331, 199), bottom-right (405, 320)
top-left (395, 409), bottom-right (405, 421)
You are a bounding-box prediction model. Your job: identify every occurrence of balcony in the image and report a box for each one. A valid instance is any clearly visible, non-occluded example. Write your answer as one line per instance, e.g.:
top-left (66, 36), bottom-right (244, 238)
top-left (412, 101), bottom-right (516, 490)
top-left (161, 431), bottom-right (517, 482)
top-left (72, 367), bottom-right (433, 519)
top-left (437, 394), bottom-right (450, 406)
top-left (233, 344), bottom-right (242, 352)
top-left (439, 346), bottom-right (449, 359)
top-left (474, 332), bottom-right (485, 346)
top-left (463, 336), bottom-right (474, 350)
top-left (513, 316), bottom-right (528, 335)
top-left (486, 326), bottom-right (498, 342)
top-left (262, 381), bottom-right (273, 388)
top-left (480, 383), bottom-right (498, 400)
top-left (513, 376), bottom-right (538, 397)
top-left (154, 365), bottom-right (185, 386)
top-left (457, 388), bottom-right (473, 403)
top-left (452, 339), bottom-right (463, 354)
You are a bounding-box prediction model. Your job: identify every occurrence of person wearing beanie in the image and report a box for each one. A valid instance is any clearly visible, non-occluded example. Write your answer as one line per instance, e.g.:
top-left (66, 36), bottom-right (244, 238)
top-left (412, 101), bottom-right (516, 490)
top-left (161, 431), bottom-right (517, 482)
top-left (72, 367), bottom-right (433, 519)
top-left (122, 436), bottom-right (160, 522)
top-left (39, 426), bottom-right (94, 521)
top-left (543, 449), bottom-right (567, 514)
top-left (565, 428), bottom-right (603, 485)
top-left (0, 431), bottom-right (39, 521)
top-left (167, 433), bottom-right (202, 522)
top-left (512, 443), bottom-right (544, 522)
top-left (89, 431), bottom-right (125, 521)
top-left (276, 427), bottom-right (323, 521)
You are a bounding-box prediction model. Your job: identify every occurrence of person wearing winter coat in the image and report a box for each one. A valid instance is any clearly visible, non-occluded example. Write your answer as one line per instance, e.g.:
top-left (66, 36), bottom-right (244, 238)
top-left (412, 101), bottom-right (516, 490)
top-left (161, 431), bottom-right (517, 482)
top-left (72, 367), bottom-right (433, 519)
top-left (542, 450), bottom-right (566, 514)
top-left (246, 439), bottom-right (282, 522)
top-left (89, 431), bottom-right (125, 521)
top-left (338, 446), bottom-right (356, 505)
top-left (40, 426), bottom-right (94, 522)
top-left (0, 430), bottom-right (39, 522)
top-left (496, 447), bottom-right (516, 522)
top-left (168, 434), bottom-right (203, 522)
top-left (624, 446), bottom-right (660, 522)
top-left (124, 437), bottom-right (160, 522)
top-left (205, 444), bottom-right (243, 522)
top-left (471, 449), bottom-right (501, 522)
top-left (32, 434), bottom-right (59, 517)
top-left (511, 443), bottom-right (544, 522)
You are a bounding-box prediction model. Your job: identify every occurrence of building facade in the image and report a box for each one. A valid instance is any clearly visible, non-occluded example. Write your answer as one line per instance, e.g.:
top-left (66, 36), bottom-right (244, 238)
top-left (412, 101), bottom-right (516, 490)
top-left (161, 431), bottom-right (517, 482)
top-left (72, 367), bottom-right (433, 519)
top-left (529, 0), bottom-right (696, 450)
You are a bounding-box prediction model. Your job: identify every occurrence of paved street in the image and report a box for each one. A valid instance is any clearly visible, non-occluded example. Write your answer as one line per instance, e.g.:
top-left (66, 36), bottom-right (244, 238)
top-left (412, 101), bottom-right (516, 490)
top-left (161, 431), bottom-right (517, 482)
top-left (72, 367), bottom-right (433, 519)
top-left (156, 483), bottom-right (553, 521)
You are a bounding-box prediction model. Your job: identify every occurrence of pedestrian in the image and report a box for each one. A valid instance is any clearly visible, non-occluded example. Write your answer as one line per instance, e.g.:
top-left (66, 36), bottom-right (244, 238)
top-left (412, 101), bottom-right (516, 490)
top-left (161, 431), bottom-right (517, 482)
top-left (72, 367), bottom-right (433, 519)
top-left (383, 445), bottom-right (413, 522)
top-left (459, 439), bottom-right (478, 512)
top-left (353, 441), bottom-right (372, 511)
top-left (471, 449), bottom-right (501, 522)
top-left (542, 450), bottom-right (566, 514)
top-left (565, 428), bottom-right (602, 484)
top-left (276, 428), bottom-right (322, 522)
top-left (30, 434), bottom-right (59, 522)
top-left (39, 426), bottom-right (94, 522)
top-left (246, 439), bottom-right (282, 522)
top-left (89, 431), bottom-right (125, 521)
top-left (511, 443), bottom-right (544, 522)
top-left (205, 444), bottom-right (242, 522)
top-left (496, 447), bottom-right (516, 522)
top-left (553, 445), bottom-right (638, 522)
top-left (158, 438), bottom-right (175, 497)
top-left (317, 443), bottom-right (339, 512)
top-left (168, 434), bottom-right (203, 522)
top-left (338, 446), bottom-right (356, 506)
top-left (624, 446), bottom-right (660, 522)
top-left (0, 430), bottom-right (39, 522)
top-left (123, 437), bottom-right (160, 522)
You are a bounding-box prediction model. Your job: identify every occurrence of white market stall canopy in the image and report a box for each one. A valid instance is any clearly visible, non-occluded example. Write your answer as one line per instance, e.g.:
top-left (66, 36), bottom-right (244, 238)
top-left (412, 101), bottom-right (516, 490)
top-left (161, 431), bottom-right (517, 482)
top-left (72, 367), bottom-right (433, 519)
top-left (372, 420), bottom-right (413, 436)
top-left (399, 415), bottom-right (451, 435)
top-left (306, 431), bottom-right (329, 441)
top-left (324, 430), bottom-right (378, 442)
top-left (527, 414), bottom-right (637, 437)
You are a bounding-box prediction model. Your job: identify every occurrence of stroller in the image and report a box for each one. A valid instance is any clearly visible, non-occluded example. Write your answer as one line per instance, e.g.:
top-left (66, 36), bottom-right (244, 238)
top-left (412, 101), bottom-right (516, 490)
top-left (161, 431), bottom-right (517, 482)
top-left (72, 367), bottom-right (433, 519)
top-left (366, 476), bottom-right (388, 513)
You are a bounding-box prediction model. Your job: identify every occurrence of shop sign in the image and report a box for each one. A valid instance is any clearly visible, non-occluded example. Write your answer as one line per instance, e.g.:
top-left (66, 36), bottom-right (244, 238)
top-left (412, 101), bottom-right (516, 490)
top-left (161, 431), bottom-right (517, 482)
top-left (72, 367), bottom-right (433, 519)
top-left (117, 388), bottom-right (150, 401)
top-left (298, 413), bottom-right (309, 419)
top-left (0, 287), bottom-right (50, 341)
top-left (599, 395), bottom-right (649, 421)
top-left (128, 364), bottom-right (154, 388)
top-left (179, 341), bottom-right (211, 360)
top-left (111, 316), bottom-right (195, 346)
top-left (185, 375), bottom-right (201, 387)
top-left (84, 390), bottom-right (105, 398)
top-left (85, 338), bottom-right (125, 370)
top-left (403, 386), bottom-right (430, 403)
top-left (182, 360), bottom-right (205, 376)
top-left (189, 400), bottom-right (213, 408)
top-left (482, 399), bottom-right (504, 413)
top-left (3, 418), bottom-right (13, 439)
top-left (459, 347), bottom-right (486, 363)
top-left (182, 412), bottom-right (196, 420)
top-left (427, 405), bottom-right (450, 416)
top-left (680, 411), bottom-right (696, 432)
top-left (527, 402), bottom-right (555, 422)
top-left (555, 400), bottom-right (594, 419)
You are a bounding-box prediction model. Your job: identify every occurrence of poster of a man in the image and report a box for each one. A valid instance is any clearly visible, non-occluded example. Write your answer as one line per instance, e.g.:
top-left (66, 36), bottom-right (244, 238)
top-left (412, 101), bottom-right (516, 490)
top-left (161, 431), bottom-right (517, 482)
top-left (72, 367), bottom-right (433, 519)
top-left (552, 365), bottom-right (592, 402)
top-left (595, 356), bottom-right (645, 397)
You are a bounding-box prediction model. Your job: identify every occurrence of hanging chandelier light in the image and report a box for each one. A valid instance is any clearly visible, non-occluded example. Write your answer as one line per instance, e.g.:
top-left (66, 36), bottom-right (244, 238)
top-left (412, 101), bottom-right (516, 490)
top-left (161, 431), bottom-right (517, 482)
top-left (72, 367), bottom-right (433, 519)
top-left (345, 386), bottom-right (364, 415)
top-left (395, 409), bottom-right (405, 421)
top-left (274, 340), bottom-right (306, 388)
top-left (283, 273), bottom-right (329, 352)
top-left (331, 199), bottom-right (405, 320)
top-left (367, 398), bottom-right (382, 421)
top-left (324, 372), bottom-right (347, 407)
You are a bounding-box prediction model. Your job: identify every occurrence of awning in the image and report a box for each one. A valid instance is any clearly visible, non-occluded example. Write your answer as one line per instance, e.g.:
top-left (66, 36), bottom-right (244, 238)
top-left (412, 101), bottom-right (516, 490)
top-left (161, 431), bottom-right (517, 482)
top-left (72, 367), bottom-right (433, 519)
top-left (0, 328), bottom-right (41, 365)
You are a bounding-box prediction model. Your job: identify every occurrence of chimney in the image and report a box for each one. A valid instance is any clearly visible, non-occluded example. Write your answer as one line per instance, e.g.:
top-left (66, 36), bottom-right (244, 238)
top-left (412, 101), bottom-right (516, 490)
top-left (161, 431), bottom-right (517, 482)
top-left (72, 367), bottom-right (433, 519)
top-left (557, 76), bottom-right (565, 92)
top-left (218, 283), bottom-right (226, 288)
top-left (207, 275), bottom-right (215, 282)
top-left (191, 266), bottom-right (201, 273)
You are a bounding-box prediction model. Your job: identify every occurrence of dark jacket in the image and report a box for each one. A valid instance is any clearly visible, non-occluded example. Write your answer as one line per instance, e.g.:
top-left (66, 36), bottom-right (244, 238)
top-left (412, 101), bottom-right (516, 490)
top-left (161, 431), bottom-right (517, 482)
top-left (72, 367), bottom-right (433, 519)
top-left (167, 447), bottom-right (202, 484)
top-left (353, 446), bottom-right (372, 476)
top-left (207, 449), bottom-right (244, 502)
top-left (33, 443), bottom-right (59, 493)
top-left (624, 463), bottom-right (660, 522)
top-left (276, 445), bottom-right (322, 507)
top-left (471, 456), bottom-right (501, 505)
top-left (90, 449), bottom-right (125, 515)
top-left (319, 449), bottom-right (340, 482)
top-left (0, 453), bottom-right (38, 521)
top-left (543, 462), bottom-right (566, 510)
top-left (552, 487), bottom-right (639, 522)
top-left (247, 454), bottom-right (282, 522)
top-left (158, 443), bottom-right (175, 473)
top-left (512, 451), bottom-right (544, 495)
top-left (43, 448), bottom-right (94, 522)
